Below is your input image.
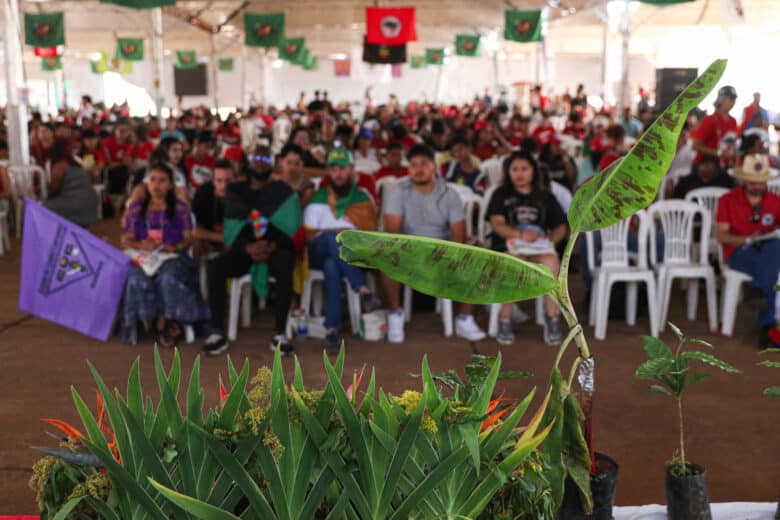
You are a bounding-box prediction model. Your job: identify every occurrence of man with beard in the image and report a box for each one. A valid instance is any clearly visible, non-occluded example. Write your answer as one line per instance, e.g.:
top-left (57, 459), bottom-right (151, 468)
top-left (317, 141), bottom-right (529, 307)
top-left (382, 144), bottom-right (487, 344)
top-left (304, 147), bottom-right (378, 354)
top-left (192, 159), bottom-right (235, 259)
top-left (716, 154), bottom-right (780, 348)
top-left (201, 160), bottom-right (303, 357)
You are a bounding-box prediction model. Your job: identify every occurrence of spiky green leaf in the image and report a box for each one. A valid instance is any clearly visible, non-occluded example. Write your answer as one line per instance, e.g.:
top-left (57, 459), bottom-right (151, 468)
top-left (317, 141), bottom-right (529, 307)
top-left (635, 357), bottom-right (674, 379)
top-left (681, 351), bottom-right (740, 373)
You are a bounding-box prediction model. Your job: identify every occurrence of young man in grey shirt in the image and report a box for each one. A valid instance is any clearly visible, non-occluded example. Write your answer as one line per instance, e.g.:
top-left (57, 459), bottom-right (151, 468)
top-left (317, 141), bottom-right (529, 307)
top-left (382, 144), bottom-right (486, 343)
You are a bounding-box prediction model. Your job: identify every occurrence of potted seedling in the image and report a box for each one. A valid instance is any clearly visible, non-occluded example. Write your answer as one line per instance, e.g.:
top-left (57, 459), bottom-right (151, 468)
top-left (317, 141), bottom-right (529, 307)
top-left (338, 59), bottom-right (727, 518)
top-left (758, 348), bottom-right (780, 519)
top-left (634, 323), bottom-right (740, 520)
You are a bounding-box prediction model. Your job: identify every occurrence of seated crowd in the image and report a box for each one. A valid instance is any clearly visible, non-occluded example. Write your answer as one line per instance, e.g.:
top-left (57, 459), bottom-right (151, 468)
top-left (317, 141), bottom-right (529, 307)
top-left (9, 83), bottom-right (779, 353)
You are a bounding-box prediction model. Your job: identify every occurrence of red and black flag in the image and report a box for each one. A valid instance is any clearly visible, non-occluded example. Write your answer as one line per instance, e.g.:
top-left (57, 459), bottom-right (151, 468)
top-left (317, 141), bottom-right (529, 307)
top-left (363, 37), bottom-right (406, 64)
top-left (365, 6), bottom-right (416, 46)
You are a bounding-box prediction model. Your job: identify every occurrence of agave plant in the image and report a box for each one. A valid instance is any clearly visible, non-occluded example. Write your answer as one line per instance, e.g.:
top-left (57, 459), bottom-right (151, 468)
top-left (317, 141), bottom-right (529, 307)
top-left (336, 59), bottom-right (727, 511)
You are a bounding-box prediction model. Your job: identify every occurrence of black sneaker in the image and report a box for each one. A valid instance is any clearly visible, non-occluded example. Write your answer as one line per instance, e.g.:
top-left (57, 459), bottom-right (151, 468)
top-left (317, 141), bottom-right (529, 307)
top-left (325, 329), bottom-right (340, 356)
top-left (270, 334), bottom-right (294, 356)
top-left (202, 334), bottom-right (229, 356)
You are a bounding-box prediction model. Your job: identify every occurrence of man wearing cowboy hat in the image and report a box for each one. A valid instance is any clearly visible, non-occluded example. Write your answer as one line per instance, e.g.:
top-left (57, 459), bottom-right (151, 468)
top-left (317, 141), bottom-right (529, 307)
top-left (716, 154), bottom-right (780, 347)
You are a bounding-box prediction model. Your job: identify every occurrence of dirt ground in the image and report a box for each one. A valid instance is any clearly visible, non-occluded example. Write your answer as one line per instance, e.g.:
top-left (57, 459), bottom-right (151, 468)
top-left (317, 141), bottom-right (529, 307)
top-left (1, 220), bottom-right (778, 514)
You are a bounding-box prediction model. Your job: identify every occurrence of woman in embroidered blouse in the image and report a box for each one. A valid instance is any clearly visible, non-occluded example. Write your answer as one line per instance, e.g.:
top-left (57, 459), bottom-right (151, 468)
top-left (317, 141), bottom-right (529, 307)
top-left (119, 162), bottom-right (210, 346)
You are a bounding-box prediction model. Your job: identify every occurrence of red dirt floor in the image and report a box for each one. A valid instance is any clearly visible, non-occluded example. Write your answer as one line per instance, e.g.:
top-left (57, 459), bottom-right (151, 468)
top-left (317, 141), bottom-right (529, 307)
top-left (1, 220), bottom-right (778, 514)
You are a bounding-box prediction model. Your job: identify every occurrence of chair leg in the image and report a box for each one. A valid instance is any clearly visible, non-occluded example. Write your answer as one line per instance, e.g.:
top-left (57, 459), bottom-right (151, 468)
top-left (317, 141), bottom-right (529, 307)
top-left (626, 282), bottom-right (638, 326)
top-left (704, 272), bottom-right (718, 333)
top-left (686, 279), bottom-right (700, 321)
top-left (588, 277), bottom-right (598, 327)
top-left (184, 325), bottom-right (195, 344)
top-left (301, 279), bottom-right (313, 316)
top-left (658, 272), bottom-right (671, 332)
top-left (645, 277), bottom-right (659, 337)
top-left (441, 299), bottom-right (453, 337)
top-left (595, 277), bottom-right (612, 341)
top-left (240, 282), bottom-right (252, 328)
top-left (403, 286), bottom-right (412, 323)
top-left (535, 296), bottom-right (545, 326)
top-left (312, 282), bottom-right (323, 316)
top-left (488, 303), bottom-right (500, 337)
top-left (720, 278), bottom-right (740, 337)
top-left (345, 281), bottom-right (362, 335)
top-left (227, 281), bottom-right (241, 342)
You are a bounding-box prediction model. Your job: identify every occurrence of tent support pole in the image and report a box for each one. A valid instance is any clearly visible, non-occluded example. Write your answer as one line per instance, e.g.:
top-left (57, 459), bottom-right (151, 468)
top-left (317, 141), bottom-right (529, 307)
top-left (2, 0), bottom-right (30, 167)
top-left (151, 7), bottom-right (165, 118)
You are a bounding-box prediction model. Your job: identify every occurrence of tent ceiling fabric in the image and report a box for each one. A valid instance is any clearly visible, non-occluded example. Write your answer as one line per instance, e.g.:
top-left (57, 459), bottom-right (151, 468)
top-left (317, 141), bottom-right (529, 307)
top-left (12, 0), bottom-right (780, 59)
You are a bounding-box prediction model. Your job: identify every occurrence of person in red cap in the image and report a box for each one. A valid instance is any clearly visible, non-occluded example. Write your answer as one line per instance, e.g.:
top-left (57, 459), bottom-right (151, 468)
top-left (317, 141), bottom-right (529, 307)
top-left (223, 145), bottom-right (245, 174)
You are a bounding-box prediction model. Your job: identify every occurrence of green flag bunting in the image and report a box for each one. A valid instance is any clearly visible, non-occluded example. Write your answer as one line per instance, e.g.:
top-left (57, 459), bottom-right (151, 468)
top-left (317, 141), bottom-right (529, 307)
top-left (293, 48), bottom-right (310, 67)
top-left (116, 38), bottom-right (144, 61)
top-left (218, 57), bottom-right (234, 71)
top-left (175, 50), bottom-right (197, 69)
top-left (244, 12), bottom-right (284, 47)
top-left (425, 48), bottom-right (444, 65)
top-left (99, 0), bottom-right (175, 9)
top-left (41, 57), bottom-right (62, 71)
top-left (455, 34), bottom-right (480, 57)
top-left (410, 55), bottom-right (426, 69)
top-left (25, 12), bottom-right (65, 47)
top-left (278, 37), bottom-right (305, 63)
top-left (303, 55), bottom-right (318, 71)
top-left (505, 9), bottom-right (543, 42)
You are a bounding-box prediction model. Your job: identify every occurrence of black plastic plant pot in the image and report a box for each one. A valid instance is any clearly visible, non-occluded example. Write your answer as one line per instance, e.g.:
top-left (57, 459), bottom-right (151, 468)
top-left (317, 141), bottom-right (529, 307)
top-left (557, 452), bottom-right (619, 520)
top-left (665, 462), bottom-right (712, 520)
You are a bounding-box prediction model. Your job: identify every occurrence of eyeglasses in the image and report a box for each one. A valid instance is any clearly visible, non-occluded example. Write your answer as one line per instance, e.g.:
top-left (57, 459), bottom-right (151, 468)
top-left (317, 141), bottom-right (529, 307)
top-left (751, 204), bottom-right (762, 223)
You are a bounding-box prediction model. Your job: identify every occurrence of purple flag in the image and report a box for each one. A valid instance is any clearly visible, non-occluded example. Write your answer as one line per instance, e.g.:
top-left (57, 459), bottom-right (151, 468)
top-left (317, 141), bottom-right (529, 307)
top-left (19, 198), bottom-right (130, 341)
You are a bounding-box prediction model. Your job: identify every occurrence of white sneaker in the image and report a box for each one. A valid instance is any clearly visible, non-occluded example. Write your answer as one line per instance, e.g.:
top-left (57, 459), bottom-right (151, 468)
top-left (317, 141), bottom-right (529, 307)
top-left (455, 315), bottom-right (487, 341)
top-left (387, 309), bottom-right (405, 344)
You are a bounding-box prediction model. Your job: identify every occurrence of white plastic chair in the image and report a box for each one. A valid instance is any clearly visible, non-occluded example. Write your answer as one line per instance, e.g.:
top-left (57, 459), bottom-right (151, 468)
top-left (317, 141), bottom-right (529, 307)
top-left (376, 176), bottom-right (400, 200)
top-left (448, 182), bottom-right (483, 242)
top-left (227, 274), bottom-right (294, 341)
top-left (487, 297), bottom-right (545, 337)
top-left (300, 269), bottom-right (362, 336)
top-left (8, 164), bottom-right (47, 238)
top-left (585, 211), bottom-right (659, 340)
top-left (478, 185), bottom-right (498, 246)
top-left (716, 239), bottom-right (754, 337)
top-left (768, 178), bottom-right (780, 196)
top-left (402, 285), bottom-right (453, 337)
top-left (648, 201), bottom-right (718, 333)
top-left (0, 203), bottom-right (10, 256)
top-left (685, 186), bottom-right (729, 262)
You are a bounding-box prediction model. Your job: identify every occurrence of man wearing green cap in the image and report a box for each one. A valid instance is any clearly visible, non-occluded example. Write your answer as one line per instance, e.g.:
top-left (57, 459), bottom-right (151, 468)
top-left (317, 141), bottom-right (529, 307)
top-left (304, 147), bottom-right (378, 354)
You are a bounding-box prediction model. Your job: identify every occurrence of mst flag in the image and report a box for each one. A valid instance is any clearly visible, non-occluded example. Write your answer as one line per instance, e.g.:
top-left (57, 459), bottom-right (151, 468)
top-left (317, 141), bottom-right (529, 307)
top-left (175, 50), bottom-right (197, 69)
top-left (456, 34), bottom-right (481, 57)
top-left (25, 12), bottom-right (65, 47)
top-left (425, 48), bottom-right (444, 65)
top-left (116, 38), bottom-right (144, 61)
top-left (41, 57), bottom-right (62, 71)
top-left (223, 184), bottom-right (303, 299)
top-left (505, 9), bottom-right (543, 43)
top-left (218, 57), bottom-right (234, 71)
top-left (244, 12), bottom-right (284, 48)
top-left (100, 0), bottom-right (175, 8)
top-left (365, 6), bottom-right (417, 46)
top-left (19, 199), bottom-right (131, 341)
top-left (278, 37), bottom-right (305, 63)
top-left (410, 55), bottom-right (426, 69)
top-left (363, 38), bottom-right (406, 64)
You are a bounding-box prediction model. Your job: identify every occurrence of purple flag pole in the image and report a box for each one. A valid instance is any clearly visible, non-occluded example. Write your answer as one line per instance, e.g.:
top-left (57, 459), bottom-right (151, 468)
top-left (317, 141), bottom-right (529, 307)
top-left (18, 198), bottom-right (130, 341)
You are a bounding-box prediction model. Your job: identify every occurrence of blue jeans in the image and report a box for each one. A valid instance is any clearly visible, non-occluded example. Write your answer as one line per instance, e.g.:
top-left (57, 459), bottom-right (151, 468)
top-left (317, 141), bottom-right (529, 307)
top-left (309, 232), bottom-right (367, 330)
top-left (728, 238), bottom-right (780, 327)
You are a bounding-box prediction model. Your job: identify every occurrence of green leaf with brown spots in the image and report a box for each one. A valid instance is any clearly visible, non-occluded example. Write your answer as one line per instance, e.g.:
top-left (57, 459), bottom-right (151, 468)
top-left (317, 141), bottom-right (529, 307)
top-left (568, 59), bottom-right (727, 232)
top-left (337, 230), bottom-right (558, 304)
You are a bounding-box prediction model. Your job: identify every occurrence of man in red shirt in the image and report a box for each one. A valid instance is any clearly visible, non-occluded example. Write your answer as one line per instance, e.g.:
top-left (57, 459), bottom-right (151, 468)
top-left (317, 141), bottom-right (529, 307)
top-left (184, 130), bottom-right (217, 191)
top-left (716, 154), bottom-right (780, 346)
top-left (690, 85), bottom-right (738, 167)
top-left (374, 142), bottom-right (408, 180)
top-left (102, 119), bottom-right (135, 194)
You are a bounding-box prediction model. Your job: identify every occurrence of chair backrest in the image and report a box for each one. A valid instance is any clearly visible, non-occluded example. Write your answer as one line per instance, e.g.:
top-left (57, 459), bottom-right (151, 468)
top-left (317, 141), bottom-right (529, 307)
top-left (375, 176), bottom-right (400, 198)
top-left (478, 184), bottom-right (498, 245)
top-left (768, 178), bottom-right (780, 196)
top-left (447, 182), bottom-right (482, 240)
top-left (684, 186), bottom-right (728, 244)
top-left (647, 200), bottom-right (710, 266)
top-left (8, 164), bottom-right (48, 200)
top-left (585, 210), bottom-right (650, 271)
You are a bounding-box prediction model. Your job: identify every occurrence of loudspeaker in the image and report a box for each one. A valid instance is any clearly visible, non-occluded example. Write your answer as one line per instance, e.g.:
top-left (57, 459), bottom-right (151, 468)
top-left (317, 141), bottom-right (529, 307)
top-left (173, 64), bottom-right (208, 96)
top-left (655, 68), bottom-right (698, 111)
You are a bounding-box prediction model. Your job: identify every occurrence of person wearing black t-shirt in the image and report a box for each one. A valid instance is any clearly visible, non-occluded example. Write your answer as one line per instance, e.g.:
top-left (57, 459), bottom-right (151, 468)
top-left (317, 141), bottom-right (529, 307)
top-left (672, 154), bottom-right (734, 199)
top-left (192, 159), bottom-right (234, 259)
top-left (486, 150), bottom-right (568, 347)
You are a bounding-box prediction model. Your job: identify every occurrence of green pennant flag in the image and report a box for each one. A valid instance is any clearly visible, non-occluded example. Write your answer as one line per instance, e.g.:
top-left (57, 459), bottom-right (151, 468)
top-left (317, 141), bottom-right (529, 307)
top-left (505, 9), bottom-right (543, 43)
top-left (425, 48), bottom-right (444, 65)
top-left (303, 55), bottom-right (318, 71)
top-left (293, 48), bottom-right (310, 67)
top-left (107, 55), bottom-right (133, 74)
top-left (244, 12), bottom-right (284, 48)
top-left (100, 0), bottom-right (175, 9)
top-left (175, 50), bottom-right (197, 69)
top-left (410, 55), bottom-right (426, 69)
top-left (25, 12), bottom-right (65, 47)
top-left (90, 60), bottom-right (102, 74)
top-left (455, 34), bottom-right (481, 57)
top-left (41, 56), bottom-right (62, 71)
top-left (278, 37), bottom-right (305, 63)
top-left (223, 186), bottom-right (302, 299)
top-left (116, 38), bottom-right (144, 61)
top-left (218, 57), bottom-right (234, 71)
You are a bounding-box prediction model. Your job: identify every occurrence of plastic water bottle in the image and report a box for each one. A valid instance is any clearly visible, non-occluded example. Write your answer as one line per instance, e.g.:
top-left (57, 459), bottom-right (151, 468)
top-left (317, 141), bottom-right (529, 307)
top-left (295, 309), bottom-right (308, 339)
